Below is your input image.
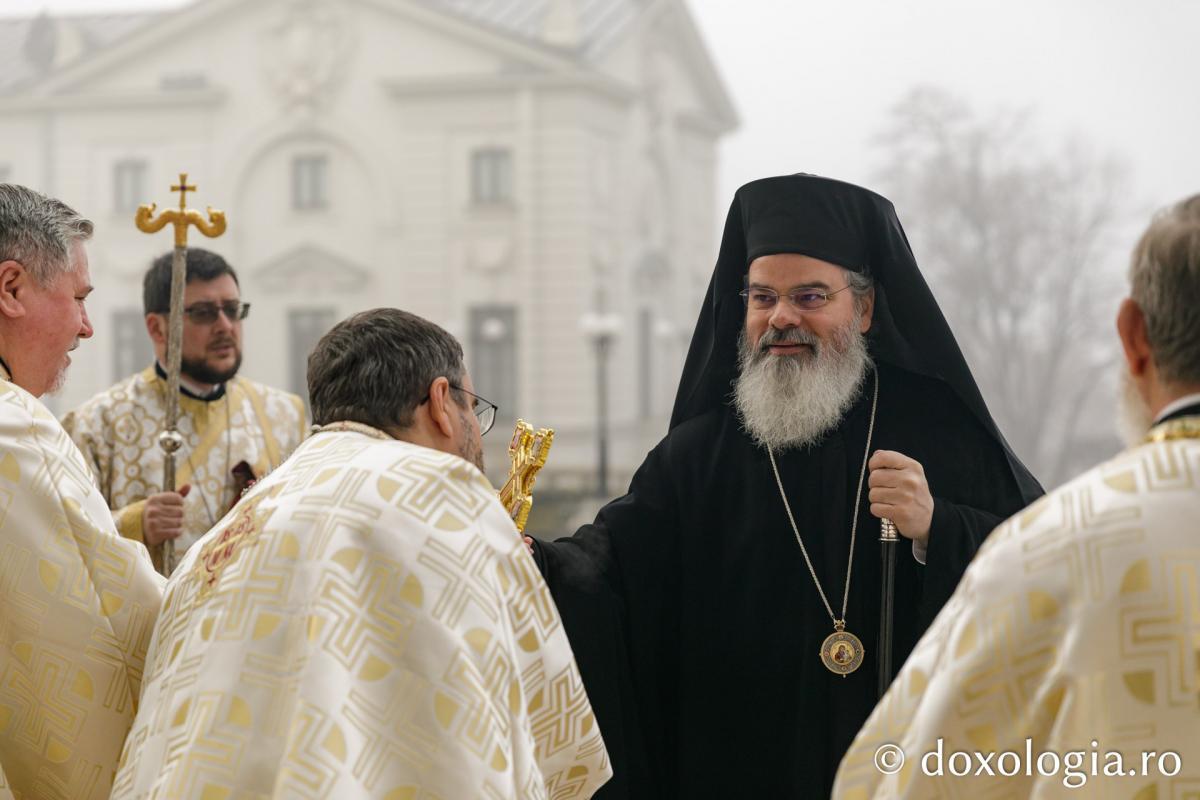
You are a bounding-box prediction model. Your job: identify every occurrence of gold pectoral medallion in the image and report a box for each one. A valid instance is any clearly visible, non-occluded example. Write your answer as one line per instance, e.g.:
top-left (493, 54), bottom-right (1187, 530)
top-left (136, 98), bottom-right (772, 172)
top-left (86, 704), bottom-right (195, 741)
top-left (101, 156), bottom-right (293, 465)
top-left (820, 625), bottom-right (865, 676)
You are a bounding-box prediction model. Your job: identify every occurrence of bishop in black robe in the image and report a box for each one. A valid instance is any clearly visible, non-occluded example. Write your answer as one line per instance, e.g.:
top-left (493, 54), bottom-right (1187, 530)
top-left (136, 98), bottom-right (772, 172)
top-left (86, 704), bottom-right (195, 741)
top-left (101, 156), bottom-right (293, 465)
top-left (532, 175), bottom-right (1043, 798)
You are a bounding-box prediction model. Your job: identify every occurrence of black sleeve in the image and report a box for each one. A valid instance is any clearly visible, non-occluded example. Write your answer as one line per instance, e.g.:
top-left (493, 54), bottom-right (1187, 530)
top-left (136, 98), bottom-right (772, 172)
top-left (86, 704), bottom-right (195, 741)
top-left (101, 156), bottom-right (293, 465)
top-left (531, 439), bottom-right (681, 800)
top-left (917, 497), bottom-right (1007, 622)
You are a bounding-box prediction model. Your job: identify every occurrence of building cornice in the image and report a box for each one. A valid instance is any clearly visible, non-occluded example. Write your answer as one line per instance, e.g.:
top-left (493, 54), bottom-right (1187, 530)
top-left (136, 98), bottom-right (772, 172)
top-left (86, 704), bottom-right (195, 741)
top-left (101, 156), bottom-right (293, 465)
top-left (382, 70), bottom-right (635, 104)
top-left (0, 87), bottom-right (227, 113)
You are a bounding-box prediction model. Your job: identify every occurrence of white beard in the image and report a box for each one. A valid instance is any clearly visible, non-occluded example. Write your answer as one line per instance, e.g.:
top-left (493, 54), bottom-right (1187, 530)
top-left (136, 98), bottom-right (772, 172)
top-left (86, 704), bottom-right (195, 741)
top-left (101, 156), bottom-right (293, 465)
top-left (1117, 369), bottom-right (1154, 448)
top-left (733, 320), bottom-right (871, 451)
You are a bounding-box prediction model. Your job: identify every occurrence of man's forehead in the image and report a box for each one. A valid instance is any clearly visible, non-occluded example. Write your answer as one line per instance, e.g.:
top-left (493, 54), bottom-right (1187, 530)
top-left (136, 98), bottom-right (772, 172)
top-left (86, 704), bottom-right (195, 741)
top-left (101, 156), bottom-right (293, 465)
top-left (747, 253), bottom-right (848, 285)
top-left (183, 274), bottom-right (240, 300)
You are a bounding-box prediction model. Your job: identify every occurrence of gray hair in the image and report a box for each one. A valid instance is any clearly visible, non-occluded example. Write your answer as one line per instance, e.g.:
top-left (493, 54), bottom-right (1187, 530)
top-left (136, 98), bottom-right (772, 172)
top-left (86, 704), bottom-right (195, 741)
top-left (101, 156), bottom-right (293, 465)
top-left (0, 183), bottom-right (94, 286)
top-left (1129, 194), bottom-right (1200, 385)
top-left (307, 308), bottom-right (467, 430)
top-left (845, 268), bottom-right (874, 314)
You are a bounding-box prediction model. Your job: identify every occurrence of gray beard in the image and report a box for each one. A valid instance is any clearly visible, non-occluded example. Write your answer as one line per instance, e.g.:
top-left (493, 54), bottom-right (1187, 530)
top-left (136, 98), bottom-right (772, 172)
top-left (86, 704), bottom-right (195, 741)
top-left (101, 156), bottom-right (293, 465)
top-left (1117, 369), bottom-right (1154, 448)
top-left (733, 321), bottom-right (871, 451)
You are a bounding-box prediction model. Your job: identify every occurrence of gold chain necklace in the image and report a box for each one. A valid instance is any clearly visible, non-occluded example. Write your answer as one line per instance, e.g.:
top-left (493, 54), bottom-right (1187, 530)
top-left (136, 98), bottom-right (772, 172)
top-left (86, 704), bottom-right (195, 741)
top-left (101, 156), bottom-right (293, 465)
top-left (766, 367), bottom-right (878, 677)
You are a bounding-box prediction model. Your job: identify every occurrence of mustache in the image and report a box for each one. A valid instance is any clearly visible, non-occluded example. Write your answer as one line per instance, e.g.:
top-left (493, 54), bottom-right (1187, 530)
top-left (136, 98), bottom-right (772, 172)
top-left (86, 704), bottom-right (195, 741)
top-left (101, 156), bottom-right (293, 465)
top-left (208, 337), bottom-right (238, 349)
top-left (758, 328), bottom-right (819, 350)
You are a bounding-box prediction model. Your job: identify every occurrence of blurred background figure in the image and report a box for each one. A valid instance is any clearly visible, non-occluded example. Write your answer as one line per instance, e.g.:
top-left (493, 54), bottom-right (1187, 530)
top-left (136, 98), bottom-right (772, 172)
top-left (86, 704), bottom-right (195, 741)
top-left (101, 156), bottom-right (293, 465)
top-left (63, 249), bottom-right (307, 571)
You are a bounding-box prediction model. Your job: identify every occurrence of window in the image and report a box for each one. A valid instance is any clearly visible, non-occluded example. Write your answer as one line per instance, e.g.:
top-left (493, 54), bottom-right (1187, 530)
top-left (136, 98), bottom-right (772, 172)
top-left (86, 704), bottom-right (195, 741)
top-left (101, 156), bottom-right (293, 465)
top-left (111, 309), bottom-right (155, 381)
top-left (113, 159), bottom-right (147, 213)
top-left (291, 155), bottom-right (328, 211)
top-left (469, 306), bottom-right (517, 417)
top-left (288, 308), bottom-right (337, 407)
top-left (470, 148), bottom-right (513, 206)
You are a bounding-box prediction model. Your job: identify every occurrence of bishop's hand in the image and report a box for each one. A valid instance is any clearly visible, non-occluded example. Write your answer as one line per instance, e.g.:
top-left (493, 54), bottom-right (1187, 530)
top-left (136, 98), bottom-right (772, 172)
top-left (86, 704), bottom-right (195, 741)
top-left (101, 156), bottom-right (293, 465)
top-left (867, 450), bottom-right (933, 544)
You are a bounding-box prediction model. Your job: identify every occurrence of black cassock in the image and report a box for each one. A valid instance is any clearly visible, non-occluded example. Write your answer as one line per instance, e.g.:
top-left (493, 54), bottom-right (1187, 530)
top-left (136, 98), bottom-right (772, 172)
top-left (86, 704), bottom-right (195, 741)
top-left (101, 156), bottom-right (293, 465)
top-left (533, 175), bottom-right (1042, 797)
top-left (533, 362), bottom-right (1031, 798)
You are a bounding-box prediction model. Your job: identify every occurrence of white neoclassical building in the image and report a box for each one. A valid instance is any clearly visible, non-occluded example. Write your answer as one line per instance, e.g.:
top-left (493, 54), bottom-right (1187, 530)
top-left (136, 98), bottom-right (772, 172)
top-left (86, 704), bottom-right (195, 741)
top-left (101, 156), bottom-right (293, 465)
top-left (0, 0), bottom-right (737, 487)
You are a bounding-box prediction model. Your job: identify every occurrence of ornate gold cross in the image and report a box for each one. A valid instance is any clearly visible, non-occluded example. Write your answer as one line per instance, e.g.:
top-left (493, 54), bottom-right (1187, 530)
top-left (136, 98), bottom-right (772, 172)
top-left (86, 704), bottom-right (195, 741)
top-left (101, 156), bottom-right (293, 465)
top-left (136, 172), bottom-right (226, 247)
top-left (171, 174), bottom-right (196, 210)
top-left (499, 420), bottom-right (554, 534)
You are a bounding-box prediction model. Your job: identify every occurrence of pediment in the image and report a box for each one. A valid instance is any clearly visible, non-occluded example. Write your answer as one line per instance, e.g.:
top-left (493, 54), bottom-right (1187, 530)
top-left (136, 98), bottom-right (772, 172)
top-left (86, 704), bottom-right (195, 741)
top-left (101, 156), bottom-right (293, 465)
top-left (251, 244), bottom-right (373, 294)
top-left (20, 0), bottom-right (583, 101)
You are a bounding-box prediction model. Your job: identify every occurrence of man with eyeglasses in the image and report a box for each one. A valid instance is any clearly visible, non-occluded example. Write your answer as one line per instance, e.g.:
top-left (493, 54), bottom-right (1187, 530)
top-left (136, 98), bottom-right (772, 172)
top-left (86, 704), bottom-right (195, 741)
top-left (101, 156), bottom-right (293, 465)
top-left (63, 248), bottom-right (307, 570)
top-left (529, 174), bottom-right (1042, 798)
top-left (112, 307), bottom-right (612, 798)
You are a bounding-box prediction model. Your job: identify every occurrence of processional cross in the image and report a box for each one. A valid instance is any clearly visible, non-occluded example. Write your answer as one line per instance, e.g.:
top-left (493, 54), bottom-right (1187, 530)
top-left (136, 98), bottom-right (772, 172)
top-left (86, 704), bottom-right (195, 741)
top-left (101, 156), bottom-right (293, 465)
top-left (135, 173), bottom-right (227, 576)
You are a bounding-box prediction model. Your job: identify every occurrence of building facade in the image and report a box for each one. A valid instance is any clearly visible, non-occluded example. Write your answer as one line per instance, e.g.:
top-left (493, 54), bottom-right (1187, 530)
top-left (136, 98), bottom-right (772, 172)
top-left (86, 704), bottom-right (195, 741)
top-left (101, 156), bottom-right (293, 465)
top-left (0, 0), bottom-right (736, 486)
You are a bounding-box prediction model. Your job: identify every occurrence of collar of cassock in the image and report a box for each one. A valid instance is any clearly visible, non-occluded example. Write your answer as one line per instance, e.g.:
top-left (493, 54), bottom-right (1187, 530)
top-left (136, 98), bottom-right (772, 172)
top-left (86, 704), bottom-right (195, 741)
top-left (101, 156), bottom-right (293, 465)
top-left (1146, 399), bottom-right (1200, 443)
top-left (154, 361), bottom-right (227, 402)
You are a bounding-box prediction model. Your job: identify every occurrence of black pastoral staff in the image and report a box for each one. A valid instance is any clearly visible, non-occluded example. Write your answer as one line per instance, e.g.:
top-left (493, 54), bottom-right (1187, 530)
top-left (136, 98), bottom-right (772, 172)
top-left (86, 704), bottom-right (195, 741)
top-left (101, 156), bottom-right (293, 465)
top-left (530, 174), bottom-right (1043, 798)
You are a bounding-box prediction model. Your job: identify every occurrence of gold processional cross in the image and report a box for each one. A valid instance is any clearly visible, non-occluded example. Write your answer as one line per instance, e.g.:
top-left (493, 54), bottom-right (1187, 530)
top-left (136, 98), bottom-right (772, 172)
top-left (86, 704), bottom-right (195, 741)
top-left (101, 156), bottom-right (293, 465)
top-left (135, 173), bottom-right (227, 576)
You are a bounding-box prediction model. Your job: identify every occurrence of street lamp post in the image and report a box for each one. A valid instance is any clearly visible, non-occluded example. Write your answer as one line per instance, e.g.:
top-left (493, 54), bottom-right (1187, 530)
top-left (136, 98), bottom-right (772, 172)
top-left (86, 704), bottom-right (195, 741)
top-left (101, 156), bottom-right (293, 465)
top-left (579, 310), bottom-right (622, 496)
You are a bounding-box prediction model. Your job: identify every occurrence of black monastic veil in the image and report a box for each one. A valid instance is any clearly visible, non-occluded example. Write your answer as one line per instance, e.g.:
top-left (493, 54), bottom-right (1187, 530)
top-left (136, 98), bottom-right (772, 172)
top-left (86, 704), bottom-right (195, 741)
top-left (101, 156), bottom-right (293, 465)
top-left (533, 174), bottom-right (1042, 799)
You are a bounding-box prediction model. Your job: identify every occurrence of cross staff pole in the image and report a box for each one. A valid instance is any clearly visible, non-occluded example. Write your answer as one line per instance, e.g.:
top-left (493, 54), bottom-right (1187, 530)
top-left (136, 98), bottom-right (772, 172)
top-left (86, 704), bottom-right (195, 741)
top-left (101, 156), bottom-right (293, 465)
top-left (877, 517), bottom-right (898, 699)
top-left (134, 173), bottom-right (226, 576)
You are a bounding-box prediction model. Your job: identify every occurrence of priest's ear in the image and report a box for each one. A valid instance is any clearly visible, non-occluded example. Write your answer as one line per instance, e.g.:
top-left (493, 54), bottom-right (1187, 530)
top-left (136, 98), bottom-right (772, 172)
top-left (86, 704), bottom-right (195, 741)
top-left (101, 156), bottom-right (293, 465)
top-left (0, 260), bottom-right (29, 319)
top-left (1116, 297), bottom-right (1153, 378)
top-left (144, 312), bottom-right (168, 349)
top-left (423, 376), bottom-right (458, 440)
top-left (857, 286), bottom-right (876, 333)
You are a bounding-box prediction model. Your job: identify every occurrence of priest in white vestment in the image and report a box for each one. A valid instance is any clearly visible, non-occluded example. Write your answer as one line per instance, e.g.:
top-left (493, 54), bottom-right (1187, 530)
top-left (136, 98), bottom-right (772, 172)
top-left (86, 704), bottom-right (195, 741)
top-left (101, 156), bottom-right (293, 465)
top-left (113, 308), bottom-right (611, 799)
top-left (0, 184), bottom-right (164, 800)
top-left (835, 194), bottom-right (1200, 799)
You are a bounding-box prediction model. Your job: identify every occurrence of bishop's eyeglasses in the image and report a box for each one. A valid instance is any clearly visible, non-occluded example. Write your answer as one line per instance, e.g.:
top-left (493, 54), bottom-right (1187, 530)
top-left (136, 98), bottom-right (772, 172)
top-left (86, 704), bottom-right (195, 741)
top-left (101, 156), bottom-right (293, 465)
top-left (420, 385), bottom-right (499, 435)
top-left (739, 285), bottom-right (851, 312)
top-left (180, 301), bottom-right (251, 324)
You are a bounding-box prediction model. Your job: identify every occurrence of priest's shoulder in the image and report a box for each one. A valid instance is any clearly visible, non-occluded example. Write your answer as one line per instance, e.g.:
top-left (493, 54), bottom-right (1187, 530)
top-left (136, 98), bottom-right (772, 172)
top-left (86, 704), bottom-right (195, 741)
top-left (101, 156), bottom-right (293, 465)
top-left (231, 375), bottom-right (305, 417)
top-left (61, 369), bottom-right (149, 429)
top-left (981, 441), bottom-right (1174, 560)
top-left (657, 406), bottom-right (735, 462)
top-left (359, 436), bottom-right (494, 494)
top-left (2, 379), bottom-right (83, 460)
top-left (876, 361), bottom-right (983, 429)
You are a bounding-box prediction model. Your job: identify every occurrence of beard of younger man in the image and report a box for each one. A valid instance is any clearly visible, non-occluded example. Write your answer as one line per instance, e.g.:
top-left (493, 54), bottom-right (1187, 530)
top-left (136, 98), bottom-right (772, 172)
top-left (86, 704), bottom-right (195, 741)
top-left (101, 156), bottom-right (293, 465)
top-left (181, 347), bottom-right (241, 386)
top-left (734, 316), bottom-right (871, 451)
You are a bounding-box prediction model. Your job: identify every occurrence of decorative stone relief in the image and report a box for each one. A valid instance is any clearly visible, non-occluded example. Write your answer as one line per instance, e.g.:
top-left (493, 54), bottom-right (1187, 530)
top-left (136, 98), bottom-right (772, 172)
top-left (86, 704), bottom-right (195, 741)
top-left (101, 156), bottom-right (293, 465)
top-left (260, 0), bottom-right (356, 115)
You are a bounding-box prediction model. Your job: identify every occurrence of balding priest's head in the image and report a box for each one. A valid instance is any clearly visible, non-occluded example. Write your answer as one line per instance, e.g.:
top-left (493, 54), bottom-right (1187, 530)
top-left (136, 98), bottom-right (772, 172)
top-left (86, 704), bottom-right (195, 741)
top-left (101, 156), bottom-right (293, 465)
top-left (1117, 193), bottom-right (1200, 443)
top-left (0, 183), bottom-right (95, 396)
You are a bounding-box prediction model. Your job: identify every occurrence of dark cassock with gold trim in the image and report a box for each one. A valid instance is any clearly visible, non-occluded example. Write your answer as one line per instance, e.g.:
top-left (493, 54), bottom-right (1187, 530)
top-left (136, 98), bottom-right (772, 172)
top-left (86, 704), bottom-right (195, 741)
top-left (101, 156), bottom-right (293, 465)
top-left (531, 174), bottom-right (1043, 798)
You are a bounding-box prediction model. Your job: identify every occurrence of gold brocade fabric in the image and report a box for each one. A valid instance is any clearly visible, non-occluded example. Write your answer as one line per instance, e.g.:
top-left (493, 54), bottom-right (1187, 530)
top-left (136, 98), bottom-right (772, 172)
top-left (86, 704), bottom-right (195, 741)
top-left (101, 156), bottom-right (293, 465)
top-left (0, 371), bottom-right (165, 800)
top-left (834, 425), bottom-right (1200, 799)
top-left (112, 430), bottom-right (612, 798)
top-left (62, 367), bottom-right (308, 555)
